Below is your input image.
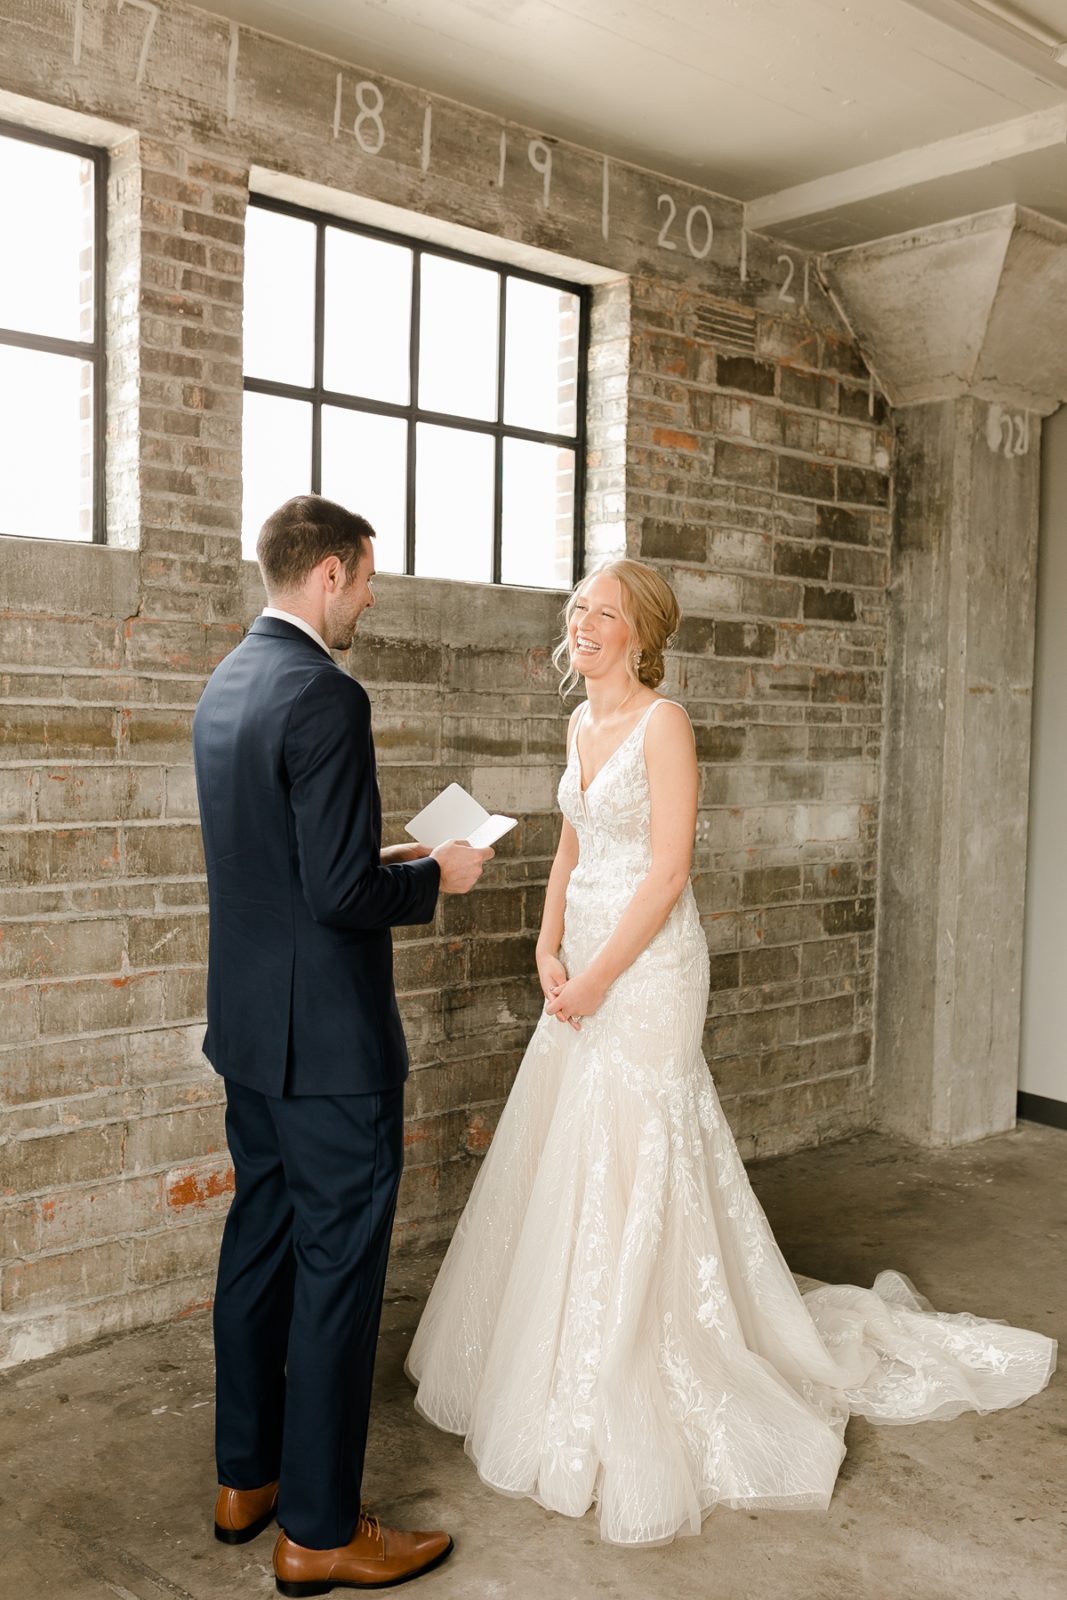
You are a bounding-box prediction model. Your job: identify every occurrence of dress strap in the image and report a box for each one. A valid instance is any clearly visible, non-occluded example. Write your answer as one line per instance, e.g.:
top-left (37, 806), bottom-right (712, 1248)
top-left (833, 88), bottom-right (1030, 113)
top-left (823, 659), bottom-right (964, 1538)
top-left (573, 695), bottom-right (592, 738)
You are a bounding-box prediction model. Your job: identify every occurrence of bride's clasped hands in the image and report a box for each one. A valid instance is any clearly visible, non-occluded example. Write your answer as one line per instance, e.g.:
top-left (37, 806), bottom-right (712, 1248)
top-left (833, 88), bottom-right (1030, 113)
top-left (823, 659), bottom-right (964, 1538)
top-left (542, 966), bottom-right (602, 1029)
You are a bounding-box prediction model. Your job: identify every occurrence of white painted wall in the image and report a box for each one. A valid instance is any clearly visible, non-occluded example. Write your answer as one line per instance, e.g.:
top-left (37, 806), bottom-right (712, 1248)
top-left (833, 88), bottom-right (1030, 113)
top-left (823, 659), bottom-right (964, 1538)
top-left (1020, 403), bottom-right (1067, 1109)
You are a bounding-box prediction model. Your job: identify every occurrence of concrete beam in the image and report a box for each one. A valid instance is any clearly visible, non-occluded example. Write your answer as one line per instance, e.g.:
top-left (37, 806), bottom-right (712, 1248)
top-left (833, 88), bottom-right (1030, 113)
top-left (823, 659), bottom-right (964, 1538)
top-left (821, 206), bottom-right (1067, 413)
top-left (746, 106), bottom-right (1067, 234)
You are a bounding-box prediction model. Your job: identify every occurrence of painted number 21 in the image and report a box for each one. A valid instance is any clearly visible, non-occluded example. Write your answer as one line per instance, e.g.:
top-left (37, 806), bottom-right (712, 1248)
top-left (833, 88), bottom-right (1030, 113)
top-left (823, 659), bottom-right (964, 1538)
top-left (986, 404), bottom-right (1030, 458)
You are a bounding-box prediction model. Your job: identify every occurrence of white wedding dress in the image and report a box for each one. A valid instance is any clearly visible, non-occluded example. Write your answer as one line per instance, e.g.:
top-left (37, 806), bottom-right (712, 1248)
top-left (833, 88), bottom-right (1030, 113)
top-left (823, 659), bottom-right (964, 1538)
top-left (406, 698), bottom-right (1056, 1546)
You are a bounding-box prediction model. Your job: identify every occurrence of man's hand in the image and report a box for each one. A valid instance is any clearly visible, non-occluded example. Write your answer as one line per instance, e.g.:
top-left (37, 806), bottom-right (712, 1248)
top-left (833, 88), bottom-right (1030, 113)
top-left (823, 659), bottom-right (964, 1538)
top-left (431, 839), bottom-right (494, 894)
top-left (380, 842), bottom-right (432, 864)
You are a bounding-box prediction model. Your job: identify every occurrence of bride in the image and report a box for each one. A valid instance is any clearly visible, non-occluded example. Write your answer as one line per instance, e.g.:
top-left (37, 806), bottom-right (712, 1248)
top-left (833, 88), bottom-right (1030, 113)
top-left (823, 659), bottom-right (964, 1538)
top-left (406, 559), bottom-right (1056, 1547)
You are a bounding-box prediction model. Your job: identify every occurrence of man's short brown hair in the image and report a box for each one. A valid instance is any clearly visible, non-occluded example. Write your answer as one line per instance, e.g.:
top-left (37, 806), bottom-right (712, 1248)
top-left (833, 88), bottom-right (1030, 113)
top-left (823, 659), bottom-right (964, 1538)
top-left (256, 495), bottom-right (375, 595)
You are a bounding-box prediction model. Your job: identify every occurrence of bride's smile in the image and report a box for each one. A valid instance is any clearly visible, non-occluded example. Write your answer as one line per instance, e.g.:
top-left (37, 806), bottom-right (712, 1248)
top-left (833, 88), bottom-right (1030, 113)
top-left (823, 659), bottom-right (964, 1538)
top-left (567, 574), bottom-right (632, 681)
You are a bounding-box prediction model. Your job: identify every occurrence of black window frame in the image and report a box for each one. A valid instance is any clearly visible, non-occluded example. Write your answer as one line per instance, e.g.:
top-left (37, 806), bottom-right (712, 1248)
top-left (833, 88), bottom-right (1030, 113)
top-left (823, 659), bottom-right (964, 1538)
top-left (0, 118), bottom-right (108, 545)
top-left (243, 193), bottom-right (591, 586)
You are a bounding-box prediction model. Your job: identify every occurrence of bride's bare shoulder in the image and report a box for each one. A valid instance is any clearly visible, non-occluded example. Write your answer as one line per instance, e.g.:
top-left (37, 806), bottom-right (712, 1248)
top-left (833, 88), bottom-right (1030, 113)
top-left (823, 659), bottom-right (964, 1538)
top-left (649, 697), bottom-right (693, 728)
top-left (645, 698), bottom-right (696, 754)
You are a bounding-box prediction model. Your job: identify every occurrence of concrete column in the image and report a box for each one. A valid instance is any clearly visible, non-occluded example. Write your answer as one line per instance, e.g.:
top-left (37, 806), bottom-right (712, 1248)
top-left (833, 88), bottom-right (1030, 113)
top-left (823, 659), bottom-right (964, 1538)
top-left (877, 397), bottom-right (1039, 1142)
top-left (822, 207), bottom-right (1067, 1143)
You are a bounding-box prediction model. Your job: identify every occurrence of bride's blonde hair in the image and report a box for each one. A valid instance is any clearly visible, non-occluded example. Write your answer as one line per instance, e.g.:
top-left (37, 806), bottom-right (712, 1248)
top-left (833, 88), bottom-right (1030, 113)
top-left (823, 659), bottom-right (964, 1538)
top-left (552, 559), bottom-right (681, 699)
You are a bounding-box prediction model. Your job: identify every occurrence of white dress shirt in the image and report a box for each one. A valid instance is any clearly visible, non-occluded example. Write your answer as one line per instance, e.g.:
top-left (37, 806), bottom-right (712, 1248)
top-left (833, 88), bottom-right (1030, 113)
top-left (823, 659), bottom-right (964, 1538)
top-left (261, 607), bottom-right (332, 657)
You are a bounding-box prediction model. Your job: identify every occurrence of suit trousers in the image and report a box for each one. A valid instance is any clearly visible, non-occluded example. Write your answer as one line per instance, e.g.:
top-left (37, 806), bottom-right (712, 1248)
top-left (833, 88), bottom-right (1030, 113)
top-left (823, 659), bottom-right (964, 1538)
top-left (213, 1077), bottom-right (404, 1549)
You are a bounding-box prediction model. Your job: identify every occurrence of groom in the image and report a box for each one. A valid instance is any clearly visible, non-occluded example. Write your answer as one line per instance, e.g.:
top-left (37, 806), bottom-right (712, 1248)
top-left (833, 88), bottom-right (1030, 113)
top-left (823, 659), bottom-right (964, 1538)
top-left (192, 494), bottom-right (490, 1592)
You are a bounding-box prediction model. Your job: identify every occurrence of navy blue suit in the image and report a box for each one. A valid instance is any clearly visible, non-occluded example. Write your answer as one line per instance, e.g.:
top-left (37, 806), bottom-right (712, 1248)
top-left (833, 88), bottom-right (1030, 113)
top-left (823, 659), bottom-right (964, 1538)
top-left (192, 615), bottom-right (440, 1547)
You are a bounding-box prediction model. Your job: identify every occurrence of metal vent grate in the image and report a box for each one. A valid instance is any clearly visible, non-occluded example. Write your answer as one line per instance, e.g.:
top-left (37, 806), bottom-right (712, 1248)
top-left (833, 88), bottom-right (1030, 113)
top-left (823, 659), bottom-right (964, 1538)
top-left (692, 304), bottom-right (757, 355)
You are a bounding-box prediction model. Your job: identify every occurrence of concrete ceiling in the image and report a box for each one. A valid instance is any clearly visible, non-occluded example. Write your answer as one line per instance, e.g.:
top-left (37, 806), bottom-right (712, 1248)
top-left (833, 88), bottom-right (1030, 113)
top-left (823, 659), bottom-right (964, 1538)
top-left (199, 0), bottom-right (1067, 247)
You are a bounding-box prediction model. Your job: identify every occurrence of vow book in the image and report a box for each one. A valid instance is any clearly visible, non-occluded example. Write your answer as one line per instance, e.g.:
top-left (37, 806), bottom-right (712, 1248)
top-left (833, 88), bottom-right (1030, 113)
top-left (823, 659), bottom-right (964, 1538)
top-left (405, 783), bottom-right (517, 851)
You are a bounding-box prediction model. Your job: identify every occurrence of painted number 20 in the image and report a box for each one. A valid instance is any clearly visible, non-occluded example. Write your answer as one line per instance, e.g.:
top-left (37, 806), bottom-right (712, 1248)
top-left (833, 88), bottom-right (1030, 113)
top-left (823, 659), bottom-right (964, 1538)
top-left (657, 194), bottom-right (714, 260)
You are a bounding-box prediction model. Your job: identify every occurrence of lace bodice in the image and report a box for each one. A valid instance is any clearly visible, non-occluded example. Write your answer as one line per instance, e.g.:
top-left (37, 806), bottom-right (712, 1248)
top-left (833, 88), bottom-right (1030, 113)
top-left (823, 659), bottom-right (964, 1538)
top-left (556, 697), bottom-right (706, 983)
top-left (558, 697), bottom-right (660, 867)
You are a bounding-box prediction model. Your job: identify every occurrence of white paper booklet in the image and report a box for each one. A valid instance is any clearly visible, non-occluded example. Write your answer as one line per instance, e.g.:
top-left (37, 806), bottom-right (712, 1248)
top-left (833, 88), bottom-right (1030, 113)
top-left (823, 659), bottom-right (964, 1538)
top-left (405, 782), bottom-right (517, 850)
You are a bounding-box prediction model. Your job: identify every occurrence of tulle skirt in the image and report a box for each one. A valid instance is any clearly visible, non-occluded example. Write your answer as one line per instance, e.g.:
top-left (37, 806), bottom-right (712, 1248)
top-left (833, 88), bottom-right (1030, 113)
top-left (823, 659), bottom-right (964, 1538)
top-left (406, 981), bottom-right (1056, 1546)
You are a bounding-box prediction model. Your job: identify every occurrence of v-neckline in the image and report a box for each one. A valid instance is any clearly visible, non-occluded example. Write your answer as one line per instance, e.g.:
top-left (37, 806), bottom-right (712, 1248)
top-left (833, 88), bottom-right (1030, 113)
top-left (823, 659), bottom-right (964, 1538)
top-left (575, 699), bottom-right (659, 796)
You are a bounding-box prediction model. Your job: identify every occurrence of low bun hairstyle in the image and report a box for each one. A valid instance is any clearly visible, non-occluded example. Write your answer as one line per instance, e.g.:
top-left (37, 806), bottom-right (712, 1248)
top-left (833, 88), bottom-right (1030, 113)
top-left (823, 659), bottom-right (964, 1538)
top-left (552, 559), bottom-right (681, 697)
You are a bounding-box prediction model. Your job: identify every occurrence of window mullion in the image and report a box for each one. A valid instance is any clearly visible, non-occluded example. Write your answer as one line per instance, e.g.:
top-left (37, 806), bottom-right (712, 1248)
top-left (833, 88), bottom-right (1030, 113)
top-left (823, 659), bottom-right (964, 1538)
top-left (92, 147), bottom-right (107, 543)
top-left (406, 250), bottom-right (421, 576)
top-left (573, 287), bottom-right (591, 585)
top-left (492, 273), bottom-right (506, 585)
top-left (311, 221), bottom-right (325, 495)
top-left (0, 327), bottom-right (97, 359)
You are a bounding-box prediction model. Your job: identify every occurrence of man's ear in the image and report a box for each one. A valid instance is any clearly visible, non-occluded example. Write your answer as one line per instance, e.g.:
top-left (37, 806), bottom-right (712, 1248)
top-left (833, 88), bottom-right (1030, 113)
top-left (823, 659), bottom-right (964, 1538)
top-left (321, 555), bottom-right (343, 592)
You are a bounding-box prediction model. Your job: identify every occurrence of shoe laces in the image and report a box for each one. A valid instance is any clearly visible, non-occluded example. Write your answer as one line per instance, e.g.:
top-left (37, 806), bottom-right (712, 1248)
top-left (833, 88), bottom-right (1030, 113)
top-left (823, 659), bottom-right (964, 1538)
top-left (358, 1508), bottom-right (382, 1545)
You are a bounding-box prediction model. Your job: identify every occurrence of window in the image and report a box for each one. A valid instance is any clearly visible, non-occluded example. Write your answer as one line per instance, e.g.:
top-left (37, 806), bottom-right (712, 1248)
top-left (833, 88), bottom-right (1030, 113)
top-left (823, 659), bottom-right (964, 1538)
top-left (242, 196), bottom-right (589, 588)
top-left (0, 122), bottom-right (106, 542)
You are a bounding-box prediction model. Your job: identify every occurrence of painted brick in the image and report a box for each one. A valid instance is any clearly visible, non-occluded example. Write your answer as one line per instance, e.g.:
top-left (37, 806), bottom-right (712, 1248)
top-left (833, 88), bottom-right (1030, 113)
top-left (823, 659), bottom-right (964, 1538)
top-left (35, 766), bottom-right (164, 824)
top-left (38, 972), bottom-right (165, 1038)
top-left (716, 441), bottom-right (777, 486)
top-left (124, 823), bottom-right (204, 877)
top-left (780, 369), bottom-right (838, 412)
top-left (36, 1176), bottom-right (165, 1251)
top-left (0, 769), bottom-right (34, 824)
top-left (2, 827), bottom-right (123, 886)
top-left (839, 384), bottom-right (888, 424)
top-left (831, 546), bottom-right (888, 587)
top-left (837, 466), bottom-right (890, 507)
top-left (0, 1035), bottom-right (125, 1108)
top-left (740, 576), bottom-right (802, 619)
top-left (713, 622), bottom-right (777, 659)
top-left (125, 1025), bottom-right (207, 1084)
top-left (640, 519), bottom-right (706, 562)
top-left (165, 1160), bottom-right (234, 1213)
top-left (123, 1104), bottom-right (226, 1174)
top-left (816, 505), bottom-right (873, 546)
top-left (695, 724), bottom-right (746, 763)
top-left (0, 920), bottom-right (125, 982)
top-left (717, 356), bottom-right (776, 396)
top-left (2, 1240), bottom-right (129, 1315)
top-left (128, 1214), bottom-right (226, 1286)
top-left (468, 935), bottom-right (539, 983)
top-left (778, 456), bottom-right (835, 500)
top-left (3, 1125), bottom-right (126, 1198)
top-left (128, 912), bottom-right (208, 969)
top-left (804, 587), bottom-right (858, 623)
top-left (822, 897), bottom-right (877, 935)
top-left (0, 705), bottom-right (118, 760)
top-left (775, 542), bottom-right (831, 580)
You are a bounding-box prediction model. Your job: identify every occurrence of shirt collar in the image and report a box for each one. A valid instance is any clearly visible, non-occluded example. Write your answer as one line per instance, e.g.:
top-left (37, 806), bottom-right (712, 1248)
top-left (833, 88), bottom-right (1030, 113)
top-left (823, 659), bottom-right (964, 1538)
top-left (261, 607), bottom-right (332, 657)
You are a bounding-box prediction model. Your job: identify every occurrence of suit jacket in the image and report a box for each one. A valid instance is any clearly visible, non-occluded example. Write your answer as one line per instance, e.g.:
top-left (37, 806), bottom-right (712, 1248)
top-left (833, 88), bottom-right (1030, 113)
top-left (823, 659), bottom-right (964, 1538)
top-left (192, 615), bottom-right (440, 1096)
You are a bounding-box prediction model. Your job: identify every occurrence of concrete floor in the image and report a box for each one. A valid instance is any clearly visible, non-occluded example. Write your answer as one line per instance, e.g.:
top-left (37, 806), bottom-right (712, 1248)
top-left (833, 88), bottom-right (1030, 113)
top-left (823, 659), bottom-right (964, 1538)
top-left (2, 1126), bottom-right (1064, 1600)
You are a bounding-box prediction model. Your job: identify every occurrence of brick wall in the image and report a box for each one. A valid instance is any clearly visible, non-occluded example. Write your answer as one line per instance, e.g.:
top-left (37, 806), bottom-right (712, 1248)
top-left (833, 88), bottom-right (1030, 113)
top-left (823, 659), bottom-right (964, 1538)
top-left (626, 281), bottom-right (889, 1153)
top-left (0, 0), bottom-right (891, 1367)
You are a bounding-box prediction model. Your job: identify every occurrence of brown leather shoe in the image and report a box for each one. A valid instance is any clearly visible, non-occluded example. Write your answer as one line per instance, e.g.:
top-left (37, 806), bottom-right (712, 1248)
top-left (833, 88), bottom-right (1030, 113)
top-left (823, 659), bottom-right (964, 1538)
top-left (273, 1509), bottom-right (453, 1594)
top-left (214, 1480), bottom-right (280, 1544)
